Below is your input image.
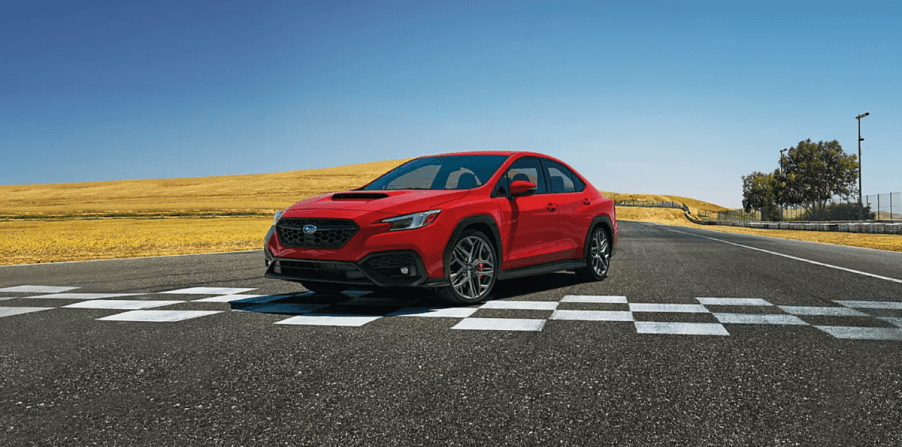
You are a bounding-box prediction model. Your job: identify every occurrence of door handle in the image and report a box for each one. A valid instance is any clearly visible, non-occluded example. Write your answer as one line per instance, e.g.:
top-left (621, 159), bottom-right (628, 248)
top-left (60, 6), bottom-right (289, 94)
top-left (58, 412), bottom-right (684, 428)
top-left (546, 203), bottom-right (557, 212)
top-left (583, 198), bottom-right (591, 205)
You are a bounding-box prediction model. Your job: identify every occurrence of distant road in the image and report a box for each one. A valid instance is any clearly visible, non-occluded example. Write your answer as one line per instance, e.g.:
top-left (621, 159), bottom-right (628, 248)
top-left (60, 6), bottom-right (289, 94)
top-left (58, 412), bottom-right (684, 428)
top-left (2, 221), bottom-right (901, 445)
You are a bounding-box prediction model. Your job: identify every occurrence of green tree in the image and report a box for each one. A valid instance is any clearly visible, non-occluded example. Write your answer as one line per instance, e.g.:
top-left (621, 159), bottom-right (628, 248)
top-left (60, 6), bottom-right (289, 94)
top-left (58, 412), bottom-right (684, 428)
top-left (741, 170), bottom-right (781, 221)
top-left (779, 139), bottom-right (858, 219)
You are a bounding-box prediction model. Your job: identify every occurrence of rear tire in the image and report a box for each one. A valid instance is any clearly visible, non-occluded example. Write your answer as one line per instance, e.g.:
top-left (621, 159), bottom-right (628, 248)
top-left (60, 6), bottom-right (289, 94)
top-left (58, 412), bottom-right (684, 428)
top-left (300, 281), bottom-right (347, 295)
top-left (576, 226), bottom-right (611, 281)
top-left (435, 229), bottom-right (497, 305)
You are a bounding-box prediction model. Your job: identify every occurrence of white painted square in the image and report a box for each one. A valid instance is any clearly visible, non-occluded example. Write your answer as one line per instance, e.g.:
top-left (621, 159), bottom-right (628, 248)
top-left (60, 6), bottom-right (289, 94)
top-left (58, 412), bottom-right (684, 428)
top-left (193, 294), bottom-right (263, 303)
top-left (550, 310), bottom-right (634, 321)
top-left (275, 314), bottom-right (383, 327)
top-left (389, 307), bottom-right (479, 318)
top-left (480, 301), bottom-right (559, 310)
top-left (159, 287), bottom-right (256, 295)
top-left (561, 295), bottom-right (627, 304)
top-left (629, 303), bottom-right (709, 313)
top-left (835, 300), bottom-right (902, 310)
top-left (880, 317), bottom-right (902, 328)
top-left (64, 300), bottom-right (183, 310)
top-left (27, 293), bottom-right (142, 299)
top-left (0, 286), bottom-right (79, 293)
top-left (697, 298), bottom-right (772, 306)
top-left (713, 313), bottom-right (808, 325)
top-left (816, 326), bottom-right (902, 341)
top-left (238, 303), bottom-right (328, 314)
top-left (778, 306), bottom-right (867, 317)
top-left (99, 310), bottom-right (222, 322)
top-left (452, 318), bottom-right (545, 331)
top-left (0, 307), bottom-right (54, 318)
top-left (635, 322), bottom-right (729, 336)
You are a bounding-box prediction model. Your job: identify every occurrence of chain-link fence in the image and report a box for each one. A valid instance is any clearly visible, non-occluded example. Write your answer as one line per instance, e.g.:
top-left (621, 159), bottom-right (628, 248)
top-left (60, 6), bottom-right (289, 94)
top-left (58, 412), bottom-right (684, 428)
top-left (866, 193), bottom-right (902, 220)
top-left (717, 209), bottom-right (761, 221)
top-left (720, 192), bottom-right (902, 222)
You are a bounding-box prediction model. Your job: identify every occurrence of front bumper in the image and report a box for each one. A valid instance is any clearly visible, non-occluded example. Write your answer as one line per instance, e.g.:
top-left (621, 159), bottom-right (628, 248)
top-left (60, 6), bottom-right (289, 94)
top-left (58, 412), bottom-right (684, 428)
top-left (265, 248), bottom-right (449, 288)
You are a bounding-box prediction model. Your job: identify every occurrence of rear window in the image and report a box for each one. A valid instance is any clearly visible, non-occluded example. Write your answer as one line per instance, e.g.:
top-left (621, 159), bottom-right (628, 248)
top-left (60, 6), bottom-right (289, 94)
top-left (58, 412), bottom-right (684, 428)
top-left (544, 159), bottom-right (586, 193)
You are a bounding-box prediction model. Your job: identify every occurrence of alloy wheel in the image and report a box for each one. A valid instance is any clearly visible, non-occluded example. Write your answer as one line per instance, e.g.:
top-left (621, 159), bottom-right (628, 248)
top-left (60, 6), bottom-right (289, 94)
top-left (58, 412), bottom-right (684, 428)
top-left (448, 235), bottom-right (496, 301)
top-left (590, 229), bottom-right (610, 276)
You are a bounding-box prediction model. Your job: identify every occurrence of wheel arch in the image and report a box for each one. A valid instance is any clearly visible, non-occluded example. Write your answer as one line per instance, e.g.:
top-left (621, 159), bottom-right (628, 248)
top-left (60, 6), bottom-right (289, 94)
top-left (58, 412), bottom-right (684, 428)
top-left (583, 215), bottom-right (616, 260)
top-left (442, 215), bottom-right (504, 279)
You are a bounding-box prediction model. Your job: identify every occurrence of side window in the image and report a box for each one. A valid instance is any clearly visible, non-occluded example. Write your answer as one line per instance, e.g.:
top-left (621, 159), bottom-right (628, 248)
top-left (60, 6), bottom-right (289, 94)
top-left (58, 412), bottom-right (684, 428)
top-left (544, 160), bottom-right (576, 194)
top-left (572, 174), bottom-right (586, 192)
top-left (494, 157), bottom-right (547, 196)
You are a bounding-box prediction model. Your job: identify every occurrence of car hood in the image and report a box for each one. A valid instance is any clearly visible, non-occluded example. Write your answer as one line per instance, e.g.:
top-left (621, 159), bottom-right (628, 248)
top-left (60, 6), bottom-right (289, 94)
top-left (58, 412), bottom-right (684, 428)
top-left (285, 190), bottom-right (470, 216)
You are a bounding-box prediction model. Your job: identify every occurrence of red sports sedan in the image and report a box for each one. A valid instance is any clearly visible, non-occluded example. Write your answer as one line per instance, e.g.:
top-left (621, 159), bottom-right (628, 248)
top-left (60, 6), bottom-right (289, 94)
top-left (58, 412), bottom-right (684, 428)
top-left (264, 151), bottom-right (617, 304)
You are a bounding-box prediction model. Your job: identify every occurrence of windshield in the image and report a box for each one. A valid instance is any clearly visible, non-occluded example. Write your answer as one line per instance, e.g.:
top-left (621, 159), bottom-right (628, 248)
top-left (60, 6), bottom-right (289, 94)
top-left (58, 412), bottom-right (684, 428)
top-left (361, 155), bottom-right (510, 191)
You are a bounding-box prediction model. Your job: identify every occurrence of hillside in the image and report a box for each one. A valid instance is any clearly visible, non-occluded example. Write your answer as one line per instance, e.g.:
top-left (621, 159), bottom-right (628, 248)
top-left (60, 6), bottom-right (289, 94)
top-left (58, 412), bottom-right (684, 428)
top-left (599, 191), bottom-right (729, 214)
top-left (0, 159), bottom-right (413, 219)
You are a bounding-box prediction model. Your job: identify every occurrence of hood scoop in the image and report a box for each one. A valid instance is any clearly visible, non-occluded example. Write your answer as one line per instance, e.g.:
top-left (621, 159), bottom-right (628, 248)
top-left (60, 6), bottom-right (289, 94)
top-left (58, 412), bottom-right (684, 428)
top-left (331, 192), bottom-right (390, 200)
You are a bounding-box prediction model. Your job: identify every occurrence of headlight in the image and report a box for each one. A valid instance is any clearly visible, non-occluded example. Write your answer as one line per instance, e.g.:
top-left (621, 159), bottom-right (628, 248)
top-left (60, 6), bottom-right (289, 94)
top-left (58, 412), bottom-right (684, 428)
top-left (381, 209), bottom-right (441, 231)
top-left (273, 209), bottom-right (286, 226)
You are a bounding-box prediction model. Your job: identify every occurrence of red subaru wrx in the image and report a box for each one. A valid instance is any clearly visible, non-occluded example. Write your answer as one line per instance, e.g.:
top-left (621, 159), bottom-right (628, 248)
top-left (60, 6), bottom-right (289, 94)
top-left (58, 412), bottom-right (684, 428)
top-left (264, 151), bottom-right (617, 304)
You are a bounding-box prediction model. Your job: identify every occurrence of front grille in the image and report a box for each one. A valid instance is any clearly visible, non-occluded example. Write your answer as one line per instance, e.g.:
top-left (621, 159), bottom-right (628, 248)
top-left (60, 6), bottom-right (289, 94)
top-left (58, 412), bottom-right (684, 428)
top-left (277, 219), bottom-right (359, 248)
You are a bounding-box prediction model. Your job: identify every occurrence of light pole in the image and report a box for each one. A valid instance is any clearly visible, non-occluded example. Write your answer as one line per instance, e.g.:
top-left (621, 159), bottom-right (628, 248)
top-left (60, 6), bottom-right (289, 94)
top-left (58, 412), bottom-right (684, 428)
top-left (856, 112), bottom-right (869, 220)
top-left (780, 149), bottom-right (788, 220)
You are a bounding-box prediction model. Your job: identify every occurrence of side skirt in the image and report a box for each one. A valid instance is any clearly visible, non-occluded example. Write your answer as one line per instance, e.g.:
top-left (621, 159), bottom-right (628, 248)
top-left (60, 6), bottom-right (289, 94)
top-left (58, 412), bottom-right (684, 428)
top-left (496, 259), bottom-right (586, 281)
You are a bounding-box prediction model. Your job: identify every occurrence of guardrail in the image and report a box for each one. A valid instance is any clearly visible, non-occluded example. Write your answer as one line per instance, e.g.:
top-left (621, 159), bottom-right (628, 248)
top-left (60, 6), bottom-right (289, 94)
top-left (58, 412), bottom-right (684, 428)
top-left (716, 220), bottom-right (902, 234)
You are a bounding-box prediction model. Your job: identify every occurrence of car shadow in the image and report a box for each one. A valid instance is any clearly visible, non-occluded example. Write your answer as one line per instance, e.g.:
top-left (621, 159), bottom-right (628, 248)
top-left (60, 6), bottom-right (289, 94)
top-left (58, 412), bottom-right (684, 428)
top-left (233, 272), bottom-right (584, 317)
top-left (489, 272), bottom-right (583, 300)
top-left (229, 289), bottom-right (428, 316)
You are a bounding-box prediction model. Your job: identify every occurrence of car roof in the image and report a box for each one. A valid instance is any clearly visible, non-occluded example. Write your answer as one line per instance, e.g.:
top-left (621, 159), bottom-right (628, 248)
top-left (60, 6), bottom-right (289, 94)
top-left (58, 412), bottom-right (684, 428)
top-left (417, 150), bottom-right (546, 158)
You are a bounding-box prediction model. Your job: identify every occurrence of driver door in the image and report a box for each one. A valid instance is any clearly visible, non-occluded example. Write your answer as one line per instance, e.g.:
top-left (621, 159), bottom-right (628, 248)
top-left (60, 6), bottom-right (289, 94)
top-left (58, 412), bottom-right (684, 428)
top-left (493, 157), bottom-right (561, 270)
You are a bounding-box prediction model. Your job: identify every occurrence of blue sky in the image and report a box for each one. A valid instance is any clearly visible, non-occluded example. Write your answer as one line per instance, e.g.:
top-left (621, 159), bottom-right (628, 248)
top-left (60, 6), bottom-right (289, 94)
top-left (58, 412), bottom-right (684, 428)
top-left (2, 0), bottom-right (900, 208)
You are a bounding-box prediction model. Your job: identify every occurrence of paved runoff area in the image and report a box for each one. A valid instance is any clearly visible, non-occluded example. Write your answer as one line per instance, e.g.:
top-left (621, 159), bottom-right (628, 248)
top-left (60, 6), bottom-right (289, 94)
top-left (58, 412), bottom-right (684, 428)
top-left (3, 221), bottom-right (902, 446)
top-left (2, 285), bottom-right (902, 341)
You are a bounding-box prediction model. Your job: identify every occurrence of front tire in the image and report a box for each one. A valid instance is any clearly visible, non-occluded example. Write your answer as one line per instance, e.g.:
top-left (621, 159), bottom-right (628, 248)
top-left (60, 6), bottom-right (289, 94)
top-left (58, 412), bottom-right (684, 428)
top-left (300, 281), bottom-right (347, 295)
top-left (577, 226), bottom-right (611, 281)
top-left (436, 229), bottom-right (497, 305)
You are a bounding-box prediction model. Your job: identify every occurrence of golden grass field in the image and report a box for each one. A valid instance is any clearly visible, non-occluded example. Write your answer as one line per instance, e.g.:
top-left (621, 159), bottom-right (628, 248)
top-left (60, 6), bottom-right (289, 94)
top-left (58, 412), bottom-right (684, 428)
top-left (0, 217), bottom-right (272, 265)
top-left (0, 159), bottom-right (412, 219)
top-left (1, 158), bottom-right (900, 265)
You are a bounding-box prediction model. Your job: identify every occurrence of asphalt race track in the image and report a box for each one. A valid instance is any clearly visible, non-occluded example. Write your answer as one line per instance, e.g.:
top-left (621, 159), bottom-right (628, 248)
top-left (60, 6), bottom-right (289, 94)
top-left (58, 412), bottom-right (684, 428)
top-left (2, 221), bottom-right (902, 446)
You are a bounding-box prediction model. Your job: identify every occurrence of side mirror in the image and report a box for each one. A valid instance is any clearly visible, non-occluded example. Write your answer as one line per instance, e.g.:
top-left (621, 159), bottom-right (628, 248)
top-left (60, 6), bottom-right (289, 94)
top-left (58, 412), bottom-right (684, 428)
top-left (510, 180), bottom-right (537, 197)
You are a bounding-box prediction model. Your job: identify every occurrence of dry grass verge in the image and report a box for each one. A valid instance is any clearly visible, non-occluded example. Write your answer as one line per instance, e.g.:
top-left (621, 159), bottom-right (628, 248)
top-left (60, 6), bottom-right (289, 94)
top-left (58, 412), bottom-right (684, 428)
top-left (0, 217), bottom-right (271, 265)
